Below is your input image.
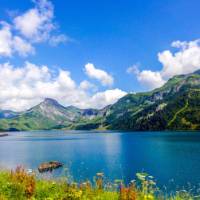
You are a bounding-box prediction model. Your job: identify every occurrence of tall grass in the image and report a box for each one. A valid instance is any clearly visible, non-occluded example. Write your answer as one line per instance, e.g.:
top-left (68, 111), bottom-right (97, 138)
top-left (0, 167), bottom-right (198, 199)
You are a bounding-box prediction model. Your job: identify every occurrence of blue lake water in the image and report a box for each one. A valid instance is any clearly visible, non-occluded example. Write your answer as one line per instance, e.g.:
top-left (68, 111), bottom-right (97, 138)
top-left (0, 130), bottom-right (200, 191)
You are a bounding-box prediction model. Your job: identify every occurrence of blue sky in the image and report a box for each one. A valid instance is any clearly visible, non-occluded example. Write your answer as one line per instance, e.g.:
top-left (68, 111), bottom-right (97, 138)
top-left (0, 0), bottom-right (200, 111)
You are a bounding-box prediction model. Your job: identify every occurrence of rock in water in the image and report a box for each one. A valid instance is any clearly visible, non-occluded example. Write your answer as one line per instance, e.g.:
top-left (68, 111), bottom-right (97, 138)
top-left (38, 161), bottom-right (63, 173)
top-left (0, 133), bottom-right (8, 137)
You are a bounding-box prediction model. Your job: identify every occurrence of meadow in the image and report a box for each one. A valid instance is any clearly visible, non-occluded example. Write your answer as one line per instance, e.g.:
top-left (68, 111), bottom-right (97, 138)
top-left (0, 167), bottom-right (197, 200)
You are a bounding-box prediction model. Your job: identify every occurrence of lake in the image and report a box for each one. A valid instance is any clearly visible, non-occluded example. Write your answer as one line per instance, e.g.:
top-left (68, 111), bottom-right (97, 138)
top-left (0, 130), bottom-right (200, 192)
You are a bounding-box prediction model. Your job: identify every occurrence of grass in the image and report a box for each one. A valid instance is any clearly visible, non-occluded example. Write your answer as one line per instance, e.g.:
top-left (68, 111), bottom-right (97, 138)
top-left (167, 98), bottom-right (189, 128)
top-left (0, 167), bottom-right (198, 200)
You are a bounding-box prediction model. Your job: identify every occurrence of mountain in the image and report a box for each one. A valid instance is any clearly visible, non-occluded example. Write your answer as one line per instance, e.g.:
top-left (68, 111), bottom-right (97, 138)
top-left (1, 70), bottom-right (200, 131)
top-left (104, 70), bottom-right (200, 130)
top-left (0, 98), bottom-right (108, 131)
top-left (0, 110), bottom-right (18, 119)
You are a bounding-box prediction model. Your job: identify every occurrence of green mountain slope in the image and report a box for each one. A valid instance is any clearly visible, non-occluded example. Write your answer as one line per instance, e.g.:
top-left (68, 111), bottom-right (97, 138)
top-left (0, 110), bottom-right (18, 119)
top-left (0, 98), bottom-right (107, 131)
top-left (104, 70), bottom-right (200, 130)
top-left (1, 70), bottom-right (200, 131)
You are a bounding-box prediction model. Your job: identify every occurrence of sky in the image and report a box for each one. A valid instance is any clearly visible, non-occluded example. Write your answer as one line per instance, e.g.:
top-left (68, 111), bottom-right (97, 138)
top-left (0, 0), bottom-right (200, 111)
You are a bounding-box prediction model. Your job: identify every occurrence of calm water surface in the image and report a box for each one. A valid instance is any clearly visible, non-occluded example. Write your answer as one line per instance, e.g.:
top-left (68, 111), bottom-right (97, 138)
top-left (0, 131), bottom-right (200, 191)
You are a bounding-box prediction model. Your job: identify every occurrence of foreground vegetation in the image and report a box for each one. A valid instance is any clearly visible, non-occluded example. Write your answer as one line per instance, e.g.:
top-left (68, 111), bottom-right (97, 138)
top-left (0, 167), bottom-right (198, 200)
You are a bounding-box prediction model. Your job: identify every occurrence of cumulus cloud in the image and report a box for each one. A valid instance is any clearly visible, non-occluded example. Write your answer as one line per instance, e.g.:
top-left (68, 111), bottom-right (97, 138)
top-left (128, 39), bottom-right (200, 90)
top-left (89, 89), bottom-right (127, 108)
top-left (14, 0), bottom-right (54, 42)
top-left (79, 80), bottom-right (96, 91)
top-left (136, 70), bottom-right (165, 89)
top-left (0, 22), bottom-right (34, 57)
top-left (0, 23), bottom-right (12, 56)
top-left (0, 62), bottom-right (126, 111)
top-left (0, 0), bottom-right (69, 57)
top-left (127, 65), bottom-right (165, 90)
top-left (159, 39), bottom-right (200, 78)
top-left (13, 36), bottom-right (35, 56)
top-left (84, 63), bottom-right (114, 86)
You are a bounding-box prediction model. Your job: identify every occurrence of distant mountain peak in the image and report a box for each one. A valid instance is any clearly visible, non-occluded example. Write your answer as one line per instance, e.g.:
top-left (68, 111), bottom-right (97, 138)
top-left (193, 69), bottom-right (200, 75)
top-left (36, 98), bottom-right (67, 112)
top-left (42, 98), bottom-right (61, 106)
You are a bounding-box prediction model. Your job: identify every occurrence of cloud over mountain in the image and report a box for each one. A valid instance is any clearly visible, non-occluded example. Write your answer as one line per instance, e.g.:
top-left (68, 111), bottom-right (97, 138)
top-left (0, 1), bottom-right (126, 111)
top-left (0, 62), bottom-right (126, 111)
top-left (128, 39), bottom-right (200, 90)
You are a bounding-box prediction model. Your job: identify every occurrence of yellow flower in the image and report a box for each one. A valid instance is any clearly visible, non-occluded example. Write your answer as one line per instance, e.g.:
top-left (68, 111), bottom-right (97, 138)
top-left (143, 194), bottom-right (154, 200)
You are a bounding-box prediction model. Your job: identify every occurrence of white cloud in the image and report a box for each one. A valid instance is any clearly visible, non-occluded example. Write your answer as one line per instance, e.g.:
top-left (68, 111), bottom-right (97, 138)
top-left (0, 62), bottom-right (126, 111)
top-left (128, 39), bottom-right (200, 90)
top-left (0, 22), bottom-right (34, 57)
top-left (49, 34), bottom-right (70, 46)
top-left (127, 64), bottom-right (140, 75)
top-left (127, 64), bottom-right (165, 90)
top-left (0, 0), bottom-right (69, 57)
top-left (79, 80), bottom-right (96, 91)
top-left (159, 39), bottom-right (200, 79)
top-left (14, 0), bottom-right (54, 42)
top-left (13, 36), bottom-right (35, 56)
top-left (0, 23), bottom-right (12, 57)
top-left (89, 89), bottom-right (127, 108)
top-left (136, 70), bottom-right (165, 89)
top-left (84, 63), bottom-right (114, 86)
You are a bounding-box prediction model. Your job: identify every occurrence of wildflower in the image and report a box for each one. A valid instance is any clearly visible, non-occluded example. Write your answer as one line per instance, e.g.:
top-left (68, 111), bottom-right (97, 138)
top-left (136, 172), bottom-right (148, 181)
